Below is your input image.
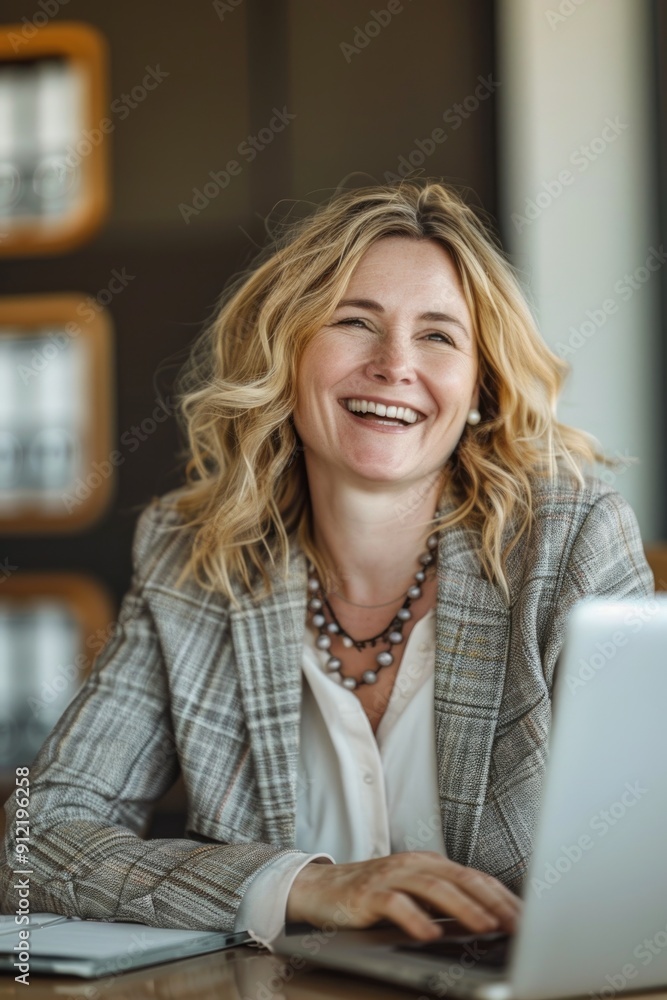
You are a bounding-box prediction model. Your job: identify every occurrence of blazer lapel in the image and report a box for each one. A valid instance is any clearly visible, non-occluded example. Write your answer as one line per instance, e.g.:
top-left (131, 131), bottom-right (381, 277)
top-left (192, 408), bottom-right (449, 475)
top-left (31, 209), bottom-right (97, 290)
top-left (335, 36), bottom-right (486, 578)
top-left (230, 547), bottom-right (307, 845)
top-left (433, 513), bottom-right (511, 868)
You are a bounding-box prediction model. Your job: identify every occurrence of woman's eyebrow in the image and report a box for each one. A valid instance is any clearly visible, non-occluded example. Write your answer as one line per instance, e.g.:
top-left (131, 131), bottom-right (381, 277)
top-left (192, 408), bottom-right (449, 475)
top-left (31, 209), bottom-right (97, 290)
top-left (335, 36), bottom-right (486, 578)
top-left (334, 298), bottom-right (470, 337)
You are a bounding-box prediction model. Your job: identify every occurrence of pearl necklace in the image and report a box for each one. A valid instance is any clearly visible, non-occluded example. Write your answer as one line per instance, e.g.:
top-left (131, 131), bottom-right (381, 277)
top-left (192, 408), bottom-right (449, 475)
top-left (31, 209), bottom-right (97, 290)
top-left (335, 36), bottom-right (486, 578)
top-left (306, 530), bottom-right (439, 690)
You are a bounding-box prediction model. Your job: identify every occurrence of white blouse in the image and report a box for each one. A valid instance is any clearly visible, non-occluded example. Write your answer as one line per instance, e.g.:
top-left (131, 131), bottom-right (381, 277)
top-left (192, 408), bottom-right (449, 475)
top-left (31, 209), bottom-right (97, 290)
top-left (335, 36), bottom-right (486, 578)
top-left (234, 607), bottom-right (446, 944)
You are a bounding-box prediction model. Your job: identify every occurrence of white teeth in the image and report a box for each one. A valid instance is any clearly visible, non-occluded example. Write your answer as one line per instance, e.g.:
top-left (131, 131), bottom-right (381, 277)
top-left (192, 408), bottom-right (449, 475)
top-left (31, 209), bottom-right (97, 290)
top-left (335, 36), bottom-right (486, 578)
top-left (344, 399), bottom-right (421, 423)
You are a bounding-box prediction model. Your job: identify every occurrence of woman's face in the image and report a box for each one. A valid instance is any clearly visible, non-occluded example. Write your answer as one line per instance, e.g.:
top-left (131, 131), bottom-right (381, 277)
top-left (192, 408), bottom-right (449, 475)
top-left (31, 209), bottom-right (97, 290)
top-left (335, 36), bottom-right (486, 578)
top-left (293, 236), bottom-right (479, 491)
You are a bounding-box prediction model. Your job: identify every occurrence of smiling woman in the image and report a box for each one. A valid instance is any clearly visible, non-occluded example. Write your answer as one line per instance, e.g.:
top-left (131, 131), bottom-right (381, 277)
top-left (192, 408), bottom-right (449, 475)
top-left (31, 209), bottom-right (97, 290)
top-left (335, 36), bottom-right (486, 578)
top-left (167, 179), bottom-right (621, 608)
top-left (0, 178), bottom-right (654, 948)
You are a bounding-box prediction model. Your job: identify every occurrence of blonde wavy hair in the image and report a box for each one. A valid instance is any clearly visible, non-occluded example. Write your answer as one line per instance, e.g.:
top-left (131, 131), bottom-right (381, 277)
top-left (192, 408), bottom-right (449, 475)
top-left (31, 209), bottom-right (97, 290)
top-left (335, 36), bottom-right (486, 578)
top-left (165, 177), bottom-right (610, 607)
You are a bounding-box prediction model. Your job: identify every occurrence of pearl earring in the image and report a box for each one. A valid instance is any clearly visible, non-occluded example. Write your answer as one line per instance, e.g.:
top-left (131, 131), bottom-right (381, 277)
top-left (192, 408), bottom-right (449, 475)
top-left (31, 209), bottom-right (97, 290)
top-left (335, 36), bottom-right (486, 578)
top-left (467, 408), bottom-right (481, 425)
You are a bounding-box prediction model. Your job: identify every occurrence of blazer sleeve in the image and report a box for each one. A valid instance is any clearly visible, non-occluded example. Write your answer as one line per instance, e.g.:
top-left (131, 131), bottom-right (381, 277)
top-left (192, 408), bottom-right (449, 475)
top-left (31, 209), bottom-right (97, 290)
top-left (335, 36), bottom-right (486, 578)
top-left (542, 488), bottom-right (655, 688)
top-left (0, 499), bottom-right (321, 931)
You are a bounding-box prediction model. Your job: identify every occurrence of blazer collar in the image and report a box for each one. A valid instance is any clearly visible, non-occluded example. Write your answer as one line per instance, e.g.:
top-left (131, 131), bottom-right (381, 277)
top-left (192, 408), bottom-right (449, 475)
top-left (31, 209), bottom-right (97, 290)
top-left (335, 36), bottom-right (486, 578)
top-left (230, 510), bottom-right (511, 866)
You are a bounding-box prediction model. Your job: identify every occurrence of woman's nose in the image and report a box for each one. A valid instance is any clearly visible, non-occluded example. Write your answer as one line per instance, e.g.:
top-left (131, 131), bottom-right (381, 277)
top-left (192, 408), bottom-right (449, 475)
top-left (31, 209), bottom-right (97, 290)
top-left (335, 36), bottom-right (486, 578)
top-left (364, 337), bottom-right (416, 383)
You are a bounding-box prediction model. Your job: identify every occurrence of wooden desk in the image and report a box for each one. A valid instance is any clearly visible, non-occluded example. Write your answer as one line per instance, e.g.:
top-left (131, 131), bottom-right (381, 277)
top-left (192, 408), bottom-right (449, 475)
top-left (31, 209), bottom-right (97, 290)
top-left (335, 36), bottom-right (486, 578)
top-left (0, 942), bottom-right (412, 999)
top-left (1, 944), bottom-right (666, 1000)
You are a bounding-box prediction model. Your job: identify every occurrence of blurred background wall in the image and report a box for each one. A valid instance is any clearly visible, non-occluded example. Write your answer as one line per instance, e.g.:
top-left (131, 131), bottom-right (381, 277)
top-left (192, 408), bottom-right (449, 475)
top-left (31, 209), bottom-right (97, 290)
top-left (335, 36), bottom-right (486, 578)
top-left (0, 0), bottom-right (498, 598)
top-left (498, 0), bottom-right (663, 534)
top-left (0, 0), bottom-right (664, 835)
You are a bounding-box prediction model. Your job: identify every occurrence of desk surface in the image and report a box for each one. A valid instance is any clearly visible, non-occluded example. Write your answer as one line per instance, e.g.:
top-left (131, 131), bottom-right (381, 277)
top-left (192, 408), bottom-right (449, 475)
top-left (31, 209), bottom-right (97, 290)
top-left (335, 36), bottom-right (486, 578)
top-left (1, 943), bottom-right (667, 1000)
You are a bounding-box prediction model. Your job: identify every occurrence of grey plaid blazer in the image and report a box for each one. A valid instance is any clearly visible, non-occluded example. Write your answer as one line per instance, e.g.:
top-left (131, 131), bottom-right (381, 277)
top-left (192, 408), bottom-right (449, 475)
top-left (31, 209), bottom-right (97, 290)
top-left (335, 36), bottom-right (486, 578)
top-left (0, 472), bottom-right (654, 931)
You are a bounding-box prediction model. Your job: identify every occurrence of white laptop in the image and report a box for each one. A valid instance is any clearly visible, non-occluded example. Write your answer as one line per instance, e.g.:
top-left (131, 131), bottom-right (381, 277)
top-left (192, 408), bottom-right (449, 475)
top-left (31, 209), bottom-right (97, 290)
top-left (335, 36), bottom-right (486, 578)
top-left (0, 912), bottom-right (251, 978)
top-left (272, 596), bottom-right (667, 999)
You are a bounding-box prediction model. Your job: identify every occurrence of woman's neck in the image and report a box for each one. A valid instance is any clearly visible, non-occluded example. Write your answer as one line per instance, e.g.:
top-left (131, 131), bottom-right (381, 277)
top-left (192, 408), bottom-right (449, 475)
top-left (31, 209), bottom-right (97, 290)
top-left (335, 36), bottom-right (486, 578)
top-left (307, 476), bottom-right (442, 606)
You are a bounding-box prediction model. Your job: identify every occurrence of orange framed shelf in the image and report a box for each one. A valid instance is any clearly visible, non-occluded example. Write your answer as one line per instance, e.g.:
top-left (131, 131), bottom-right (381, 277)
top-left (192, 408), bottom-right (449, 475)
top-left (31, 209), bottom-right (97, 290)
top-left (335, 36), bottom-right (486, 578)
top-left (0, 293), bottom-right (116, 533)
top-left (0, 21), bottom-right (110, 256)
top-left (0, 571), bottom-right (115, 777)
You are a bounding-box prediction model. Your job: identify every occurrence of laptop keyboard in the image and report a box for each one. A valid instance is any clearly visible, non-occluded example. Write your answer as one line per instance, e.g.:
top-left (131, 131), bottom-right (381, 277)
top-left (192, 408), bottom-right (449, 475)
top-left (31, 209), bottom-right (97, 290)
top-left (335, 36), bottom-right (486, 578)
top-left (394, 931), bottom-right (510, 968)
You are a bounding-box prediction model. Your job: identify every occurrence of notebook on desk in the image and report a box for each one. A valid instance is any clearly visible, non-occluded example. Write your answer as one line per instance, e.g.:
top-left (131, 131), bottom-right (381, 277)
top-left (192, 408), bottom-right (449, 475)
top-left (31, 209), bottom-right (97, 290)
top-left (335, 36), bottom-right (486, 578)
top-left (0, 912), bottom-right (251, 978)
top-left (273, 596), bottom-right (667, 1000)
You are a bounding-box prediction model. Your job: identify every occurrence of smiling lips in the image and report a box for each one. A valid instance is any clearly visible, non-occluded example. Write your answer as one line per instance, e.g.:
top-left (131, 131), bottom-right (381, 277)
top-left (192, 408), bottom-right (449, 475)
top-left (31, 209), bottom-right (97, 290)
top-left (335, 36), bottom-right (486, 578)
top-left (342, 398), bottom-right (425, 425)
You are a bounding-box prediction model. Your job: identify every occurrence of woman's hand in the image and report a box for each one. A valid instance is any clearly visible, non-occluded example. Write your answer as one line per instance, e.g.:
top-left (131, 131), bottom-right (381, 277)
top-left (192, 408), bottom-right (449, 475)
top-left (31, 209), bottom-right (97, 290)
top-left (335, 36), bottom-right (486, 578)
top-left (286, 851), bottom-right (522, 941)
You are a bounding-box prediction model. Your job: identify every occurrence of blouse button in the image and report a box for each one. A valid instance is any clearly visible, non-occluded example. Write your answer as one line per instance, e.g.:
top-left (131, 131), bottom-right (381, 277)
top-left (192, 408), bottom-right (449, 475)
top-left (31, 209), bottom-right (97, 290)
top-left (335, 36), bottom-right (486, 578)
top-left (418, 642), bottom-right (429, 652)
top-left (363, 772), bottom-right (374, 784)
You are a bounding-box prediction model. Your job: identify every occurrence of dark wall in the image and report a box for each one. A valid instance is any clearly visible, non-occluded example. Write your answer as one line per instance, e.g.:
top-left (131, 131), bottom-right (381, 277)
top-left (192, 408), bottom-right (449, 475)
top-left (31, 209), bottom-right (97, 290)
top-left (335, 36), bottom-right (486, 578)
top-left (0, 0), bottom-right (498, 607)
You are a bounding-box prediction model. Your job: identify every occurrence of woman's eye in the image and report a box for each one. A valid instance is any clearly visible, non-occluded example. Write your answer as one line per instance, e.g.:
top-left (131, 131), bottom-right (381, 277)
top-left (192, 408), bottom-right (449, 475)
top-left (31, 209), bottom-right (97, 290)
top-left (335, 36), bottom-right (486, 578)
top-left (335, 319), bottom-right (453, 344)
top-left (337, 317), bottom-right (369, 329)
